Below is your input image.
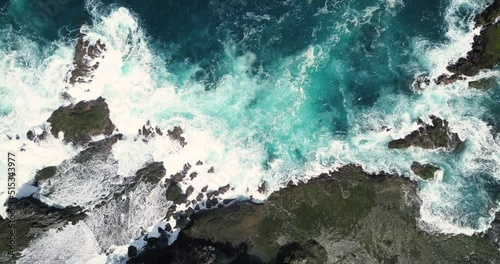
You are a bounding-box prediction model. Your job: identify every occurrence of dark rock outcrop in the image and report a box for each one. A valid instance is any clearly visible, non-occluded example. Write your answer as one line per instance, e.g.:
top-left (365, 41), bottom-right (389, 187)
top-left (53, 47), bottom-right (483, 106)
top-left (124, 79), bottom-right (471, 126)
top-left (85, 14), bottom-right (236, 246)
top-left (26, 127), bottom-right (49, 142)
top-left (388, 116), bottom-right (463, 151)
top-left (128, 232), bottom-right (253, 264)
top-left (411, 162), bottom-right (440, 180)
top-left (0, 197), bottom-right (86, 261)
top-left (412, 75), bottom-right (431, 90)
top-left (484, 210), bottom-right (500, 247)
top-left (446, 0), bottom-right (500, 78)
top-left (469, 77), bottom-right (497, 89)
top-left (474, 0), bottom-right (500, 28)
top-left (135, 162), bottom-right (166, 185)
top-left (136, 121), bottom-right (164, 143)
top-left (131, 166), bottom-right (500, 263)
top-left (167, 126), bottom-right (187, 147)
top-left (275, 240), bottom-right (328, 264)
top-left (34, 166), bottom-right (57, 182)
top-left (68, 36), bottom-right (106, 85)
top-left (165, 182), bottom-right (184, 204)
top-left (47, 97), bottom-right (115, 146)
top-left (434, 73), bottom-right (465, 85)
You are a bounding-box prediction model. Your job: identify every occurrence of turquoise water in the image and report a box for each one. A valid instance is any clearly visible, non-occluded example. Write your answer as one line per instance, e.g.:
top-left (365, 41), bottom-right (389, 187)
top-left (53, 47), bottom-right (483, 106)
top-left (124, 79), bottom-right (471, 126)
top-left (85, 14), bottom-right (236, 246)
top-left (1, 0), bottom-right (500, 256)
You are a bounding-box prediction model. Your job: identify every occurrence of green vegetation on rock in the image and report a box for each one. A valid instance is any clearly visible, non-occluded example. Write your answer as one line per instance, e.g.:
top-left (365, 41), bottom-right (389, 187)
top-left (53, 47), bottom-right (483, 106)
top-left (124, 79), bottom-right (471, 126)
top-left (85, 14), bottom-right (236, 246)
top-left (47, 97), bottom-right (115, 146)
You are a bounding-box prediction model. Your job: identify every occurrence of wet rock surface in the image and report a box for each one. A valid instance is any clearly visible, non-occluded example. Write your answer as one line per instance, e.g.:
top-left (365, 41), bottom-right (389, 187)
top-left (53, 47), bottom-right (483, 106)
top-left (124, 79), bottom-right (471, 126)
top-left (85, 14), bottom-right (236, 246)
top-left (434, 73), bottom-right (465, 85)
top-left (130, 166), bottom-right (500, 263)
top-left (47, 97), bottom-right (115, 146)
top-left (411, 162), bottom-right (440, 180)
top-left (167, 126), bottom-right (187, 147)
top-left (0, 197), bottom-right (86, 262)
top-left (446, 0), bottom-right (500, 78)
top-left (128, 232), bottom-right (253, 264)
top-left (86, 162), bottom-right (168, 251)
top-left (484, 211), bottom-right (500, 247)
top-left (275, 240), bottom-right (328, 264)
top-left (136, 121), bottom-right (164, 143)
top-left (474, 0), bottom-right (500, 28)
top-left (388, 116), bottom-right (463, 151)
top-left (469, 77), bottom-right (497, 90)
top-left (68, 35), bottom-right (106, 85)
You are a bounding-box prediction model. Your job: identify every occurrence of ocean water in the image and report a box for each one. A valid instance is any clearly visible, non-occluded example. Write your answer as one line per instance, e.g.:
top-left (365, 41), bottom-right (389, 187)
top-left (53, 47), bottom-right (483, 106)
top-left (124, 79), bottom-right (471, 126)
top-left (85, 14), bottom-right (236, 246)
top-left (0, 0), bottom-right (499, 262)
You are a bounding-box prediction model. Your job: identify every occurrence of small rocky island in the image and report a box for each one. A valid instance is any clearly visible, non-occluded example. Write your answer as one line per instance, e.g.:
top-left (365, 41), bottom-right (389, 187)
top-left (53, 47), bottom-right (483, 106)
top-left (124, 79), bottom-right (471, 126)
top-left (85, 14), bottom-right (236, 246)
top-left (128, 166), bottom-right (500, 263)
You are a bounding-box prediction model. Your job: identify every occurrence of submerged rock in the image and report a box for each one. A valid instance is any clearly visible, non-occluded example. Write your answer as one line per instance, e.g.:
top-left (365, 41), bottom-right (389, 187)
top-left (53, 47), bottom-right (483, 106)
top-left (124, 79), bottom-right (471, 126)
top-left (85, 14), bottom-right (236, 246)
top-left (26, 127), bottom-right (49, 142)
top-left (47, 97), bottom-right (115, 146)
top-left (131, 166), bottom-right (500, 263)
top-left (412, 75), bottom-right (431, 90)
top-left (388, 116), bottom-right (463, 151)
top-left (411, 162), bottom-right (440, 180)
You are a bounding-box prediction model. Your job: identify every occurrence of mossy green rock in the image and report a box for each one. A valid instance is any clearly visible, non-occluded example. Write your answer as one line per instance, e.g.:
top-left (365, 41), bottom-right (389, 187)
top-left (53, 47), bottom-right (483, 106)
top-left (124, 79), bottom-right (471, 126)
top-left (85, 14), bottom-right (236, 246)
top-left (388, 116), bottom-right (463, 151)
top-left (411, 162), bottom-right (439, 180)
top-left (469, 77), bottom-right (497, 90)
top-left (47, 97), bottom-right (115, 146)
top-left (181, 167), bottom-right (500, 263)
top-left (447, 0), bottom-right (500, 77)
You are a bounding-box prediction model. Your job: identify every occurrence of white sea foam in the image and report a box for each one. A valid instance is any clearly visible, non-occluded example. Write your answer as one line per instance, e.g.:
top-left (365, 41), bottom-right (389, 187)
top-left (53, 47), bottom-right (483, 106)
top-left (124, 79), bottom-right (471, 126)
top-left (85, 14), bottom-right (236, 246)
top-left (0, 28), bottom-right (80, 217)
top-left (18, 222), bottom-right (105, 264)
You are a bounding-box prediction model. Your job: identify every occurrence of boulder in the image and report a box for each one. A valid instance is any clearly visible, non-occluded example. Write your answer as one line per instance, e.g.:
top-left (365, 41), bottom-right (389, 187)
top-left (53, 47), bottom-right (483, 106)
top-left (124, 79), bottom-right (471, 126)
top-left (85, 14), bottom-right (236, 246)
top-left (34, 166), bottom-right (57, 182)
top-left (47, 97), bottom-right (115, 146)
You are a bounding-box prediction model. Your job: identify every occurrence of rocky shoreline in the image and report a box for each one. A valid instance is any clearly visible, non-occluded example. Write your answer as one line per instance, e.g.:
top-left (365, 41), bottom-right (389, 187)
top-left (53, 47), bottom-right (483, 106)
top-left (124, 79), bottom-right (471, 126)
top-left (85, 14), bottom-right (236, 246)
top-left (128, 166), bottom-right (500, 264)
top-left (433, 0), bottom-right (500, 87)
